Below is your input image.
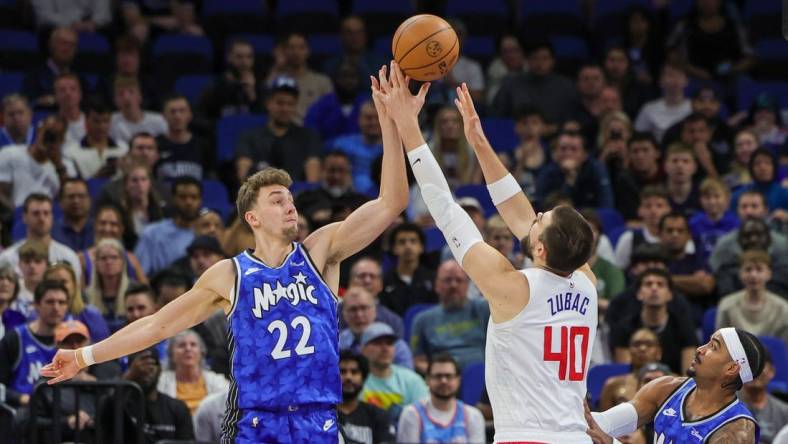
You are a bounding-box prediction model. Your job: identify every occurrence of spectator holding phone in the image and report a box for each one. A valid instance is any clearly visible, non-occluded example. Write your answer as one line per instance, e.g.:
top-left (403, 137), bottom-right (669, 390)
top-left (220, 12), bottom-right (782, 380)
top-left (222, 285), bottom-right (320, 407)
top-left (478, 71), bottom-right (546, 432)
top-left (64, 100), bottom-right (128, 180)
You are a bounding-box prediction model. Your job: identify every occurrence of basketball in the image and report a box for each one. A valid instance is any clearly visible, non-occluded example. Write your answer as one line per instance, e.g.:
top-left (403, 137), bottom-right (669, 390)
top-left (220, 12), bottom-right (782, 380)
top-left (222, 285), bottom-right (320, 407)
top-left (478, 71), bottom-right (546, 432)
top-left (392, 14), bottom-right (459, 82)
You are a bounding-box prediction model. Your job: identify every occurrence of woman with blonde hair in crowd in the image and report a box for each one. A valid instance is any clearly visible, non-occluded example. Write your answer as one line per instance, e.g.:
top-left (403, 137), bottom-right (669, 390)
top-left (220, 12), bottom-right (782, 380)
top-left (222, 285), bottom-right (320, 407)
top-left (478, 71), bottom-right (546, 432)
top-left (724, 129), bottom-right (759, 191)
top-left (44, 261), bottom-right (110, 342)
top-left (428, 106), bottom-right (480, 188)
top-left (80, 203), bottom-right (147, 286)
top-left (86, 238), bottom-right (132, 333)
top-left (0, 265), bottom-right (25, 336)
top-left (157, 329), bottom-right (229, 415)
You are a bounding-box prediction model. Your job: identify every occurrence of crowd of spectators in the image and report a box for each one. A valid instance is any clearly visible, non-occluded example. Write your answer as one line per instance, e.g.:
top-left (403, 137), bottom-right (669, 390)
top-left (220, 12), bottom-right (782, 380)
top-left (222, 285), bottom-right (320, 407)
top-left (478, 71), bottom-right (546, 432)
top-left (0, 0), bottom-right (787, 442)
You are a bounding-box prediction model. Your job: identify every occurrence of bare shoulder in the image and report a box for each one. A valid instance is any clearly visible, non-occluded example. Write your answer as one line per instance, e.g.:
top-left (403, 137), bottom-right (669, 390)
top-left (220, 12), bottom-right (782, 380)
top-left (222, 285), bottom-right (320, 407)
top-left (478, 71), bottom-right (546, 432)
top-left (637, 376), bottom-right (687, 403)
top-left (194, 259), bottom-right (237, 302)
top-left (577, 263), bottom-right (597, 287)
top-left (708, 418), bottom-right (757, 444)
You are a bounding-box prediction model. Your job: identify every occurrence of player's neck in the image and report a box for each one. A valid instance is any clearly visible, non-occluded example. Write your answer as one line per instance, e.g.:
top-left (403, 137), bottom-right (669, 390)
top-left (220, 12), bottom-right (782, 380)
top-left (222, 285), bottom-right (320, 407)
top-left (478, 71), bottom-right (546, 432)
top-left (252, 236), bottom-right (294, 268)
top-left (687, 381), bottom-right (737, 416)
top-left (431, 396), bottom-right (456, 412)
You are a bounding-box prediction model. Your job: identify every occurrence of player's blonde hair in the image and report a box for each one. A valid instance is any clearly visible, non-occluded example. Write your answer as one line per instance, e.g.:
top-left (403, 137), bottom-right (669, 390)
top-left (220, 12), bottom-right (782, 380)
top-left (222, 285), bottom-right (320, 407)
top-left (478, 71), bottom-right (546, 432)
top-left (236, 168), bottom-right (293, 224)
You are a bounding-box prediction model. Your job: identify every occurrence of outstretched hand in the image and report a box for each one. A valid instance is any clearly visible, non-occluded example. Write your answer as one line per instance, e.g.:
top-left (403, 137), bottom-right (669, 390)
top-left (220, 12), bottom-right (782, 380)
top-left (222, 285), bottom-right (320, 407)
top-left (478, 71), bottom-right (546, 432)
top-left (585, 400), bottom-right (614, 444)
top-left (40, 349), bottom-right (82, 385)
top-left (370, 65), bottom-right (393, 122)
top-left (454, 83), bottom-right (489, 149)
top-left (377, 61), bottom-right (430, 125)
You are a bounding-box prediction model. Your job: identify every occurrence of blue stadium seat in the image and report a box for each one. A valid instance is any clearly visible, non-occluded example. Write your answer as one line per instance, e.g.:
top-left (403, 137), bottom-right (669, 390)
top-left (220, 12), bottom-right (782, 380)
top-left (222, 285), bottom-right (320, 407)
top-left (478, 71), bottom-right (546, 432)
top-left (275, 0), bottom-right (339, 32)
top-left (77, 32), bottom-right (110, 53)
top-left (455, 184), bottom-right (496, 218)
top-left (481, 117), bottom-right (518, 153)
top-left (736, 80), bottom-right (788, 110)
top-left (551, 35), bottom-right (590, 63)
top-left (202, 179), bottom-right (232, 220)
top-left (203, 0), bottom-right (266, 16)
top-left (445, 0), bottom-right (509, 36)
top-left (216, 114), bottom-right (267, 162)
top-left (308, 34), bottom-right (342, 58)
top-left (587, 363), bottom-right (630, 408)
top-left (743, 0), bottom-right (780, 17)
top-left (702, 307), bottom-right (717, 344)
top-left (86, 177), bottom-right (108, 200)
top-left (32, 110), bottom-right (52, 126)
top-left (289, 181), bottom-right (320, 196)
top-left (0, 71), bottom-right (23, 99)
top-left (606, 225), bottom-right (628, 247)
top-left (352, 0), bottom-right (413, 15)
top-left (0, 29), bottom-right (37, 51)
top-left (373, 35), bottom-right (393, 55)
top-left (227, 34), bottom-right (274, 55)
top-left (424, 226), bottom-right (447, 253)
top-left (175, 75), bottom-right (213, 106)
top-left (592, 0), bottom-right (652, 44)
top-left (668, 0), bottom-right (692, 23)
top-left (462, 36), bottom-right (495, 66)
top-left (460, 362), bottom-right (485, 405)
top-left (276, 0), bottom-right (339, 16)
top-left (596, 207), bottom-right (624, 232)
top-left (403, 303), bottom-right (436, 343)
top-left (753, 39), bottom-right (788, 79)
top-left (152, 35), bottom-right (213, 61)
top-left (520, 0), bottom-right (580, 17)
top-left (759, 336), bottom-right (788, 393)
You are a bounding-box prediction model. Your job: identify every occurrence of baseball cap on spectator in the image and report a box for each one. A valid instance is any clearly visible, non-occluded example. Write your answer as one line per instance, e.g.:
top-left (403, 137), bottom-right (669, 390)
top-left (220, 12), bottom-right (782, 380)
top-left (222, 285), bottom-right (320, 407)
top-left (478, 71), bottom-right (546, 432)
top-left (55, 320), bottom-right (90, 343)
top-left (458, 197), bottom-right (482, 213)
top-left (18, 239), bottom-right (48, 261)
top-left (187, 235), bottom-right (225, 257)
top-left (269, 76), bottom-right (299, 97)
top-left (360, 322), bottom-right (398, 347)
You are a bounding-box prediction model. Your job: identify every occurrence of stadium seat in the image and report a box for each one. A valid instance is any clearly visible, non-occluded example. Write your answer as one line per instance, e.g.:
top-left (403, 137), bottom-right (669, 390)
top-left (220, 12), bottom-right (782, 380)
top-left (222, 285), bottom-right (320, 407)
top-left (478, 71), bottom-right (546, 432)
top-left (668, 0), bottom-right (692, 23)
top-left (152, 35), bottom-right (213, 88)
top-left (753, 40), bottom-right (788, 80)
top-left (592, 0), bottom-right (651, 46)
top-left (0, 29), bottom-right (39, 70)
top-left (373, 35), bottom-right (393, 56)
top-left (455, 184), bottom-right (496, 218)
top-left (202, 179), bottom-right (232, 220)
top-left (460, 362), bottom-right (485, 405)
top-left (550, 35), bottom-right (591, 76)
top-left (175, 75), bottom-right (213, 106)
top-left (702, 307), bottom-right (717, 344)
top-left (351, 0), bottom-right (413, 39)
top-left (403, 303), bottom-right (436, 343)
top-left (307, 34), bottom-right (342, 68)
top-left (203, 0), bottom-right (268, 39)
top-left (518, 0), bottom-right (583, 39)
top-left (445, 0), bottom-right (509, 37)
top-left (203, 0), bottom-right (266, 16)
top-left (480, 117), bottom-right (518, 153)
top-left (587, 363), bottom-right (630, 408)
top-left (228, 34), bottom-right (275, 55)
top-left (216, 114), bottom-right (267, 163)
top-left (0, 71), bottom-right (23, 100)
top-left (462, 36), bottom-right (496, 67)
top-left (289, 181), bottom-right (320, 197)
top-left (606, 225), bottom-right (627, 248)
top-left (86, 177), bottom-right (108, 200)
top-left (759, 336), bottom-right (788, 393)
top-left (736, 79), bottom-right (788, 111)
top-left (424, 226), bottom-right (447, 253)
top-left (596, 207), bottom-right (624, 231)
top-left (275, 0), bottom-right (340, 33)
top-left (744, 0), bottom-right (782, 42)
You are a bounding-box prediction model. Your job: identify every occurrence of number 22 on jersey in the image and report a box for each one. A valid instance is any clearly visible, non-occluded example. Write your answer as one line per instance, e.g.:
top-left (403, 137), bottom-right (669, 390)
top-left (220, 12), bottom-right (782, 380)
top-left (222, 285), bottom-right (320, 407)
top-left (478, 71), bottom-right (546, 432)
top-left (543, 326), bottom-right (590, 381)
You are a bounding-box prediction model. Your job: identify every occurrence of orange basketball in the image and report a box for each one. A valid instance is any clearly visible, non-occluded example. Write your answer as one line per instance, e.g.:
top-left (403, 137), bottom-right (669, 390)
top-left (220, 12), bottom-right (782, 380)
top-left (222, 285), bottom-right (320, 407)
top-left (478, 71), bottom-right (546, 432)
top-left (392, 14), bottom-right (459, 82)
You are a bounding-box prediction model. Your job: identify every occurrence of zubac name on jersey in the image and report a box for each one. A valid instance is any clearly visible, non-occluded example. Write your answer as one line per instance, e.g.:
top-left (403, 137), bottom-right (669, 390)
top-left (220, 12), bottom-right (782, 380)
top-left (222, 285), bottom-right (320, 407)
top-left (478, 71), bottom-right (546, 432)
top-left (548, 292), bottom-right (591, 316)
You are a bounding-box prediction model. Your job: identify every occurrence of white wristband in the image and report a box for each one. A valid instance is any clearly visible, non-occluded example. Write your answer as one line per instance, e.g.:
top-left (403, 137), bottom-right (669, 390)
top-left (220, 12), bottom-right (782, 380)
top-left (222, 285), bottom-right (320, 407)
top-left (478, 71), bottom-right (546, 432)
top-left (487, 174), bottom-right (521, 205)
top-left (81, 345), bottom-right (96, 366)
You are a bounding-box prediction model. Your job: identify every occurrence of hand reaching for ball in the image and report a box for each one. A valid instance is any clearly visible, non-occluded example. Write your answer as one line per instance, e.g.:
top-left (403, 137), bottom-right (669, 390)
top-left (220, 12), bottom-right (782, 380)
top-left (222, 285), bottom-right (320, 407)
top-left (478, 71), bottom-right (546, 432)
top-left (454, 83), bottom-right (490, 150)
top-left (377, 61), bottom-right (430, 127)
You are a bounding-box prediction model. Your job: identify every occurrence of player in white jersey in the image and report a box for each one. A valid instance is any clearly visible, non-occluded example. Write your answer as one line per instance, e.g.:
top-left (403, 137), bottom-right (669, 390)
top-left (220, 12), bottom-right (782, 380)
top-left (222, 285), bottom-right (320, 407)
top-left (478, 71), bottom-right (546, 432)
top-left (378, 64), bottom-right (598, 443)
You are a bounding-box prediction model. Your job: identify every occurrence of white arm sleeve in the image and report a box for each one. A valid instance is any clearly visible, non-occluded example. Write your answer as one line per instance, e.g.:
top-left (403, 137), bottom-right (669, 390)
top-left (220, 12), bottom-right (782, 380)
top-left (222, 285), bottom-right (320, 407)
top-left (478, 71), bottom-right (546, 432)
top-left (396, 405), bottom-right (421, 444)
top-left (407, 144), bottom-right (483, 265)
top-left (590, 402), bottom-right (639, 438)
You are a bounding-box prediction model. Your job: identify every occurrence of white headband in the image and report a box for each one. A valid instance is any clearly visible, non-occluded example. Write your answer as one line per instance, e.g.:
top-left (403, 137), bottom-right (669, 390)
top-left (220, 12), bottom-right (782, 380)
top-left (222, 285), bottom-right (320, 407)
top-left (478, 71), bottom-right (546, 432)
top-left (719, 328), bottom-right (753, 384)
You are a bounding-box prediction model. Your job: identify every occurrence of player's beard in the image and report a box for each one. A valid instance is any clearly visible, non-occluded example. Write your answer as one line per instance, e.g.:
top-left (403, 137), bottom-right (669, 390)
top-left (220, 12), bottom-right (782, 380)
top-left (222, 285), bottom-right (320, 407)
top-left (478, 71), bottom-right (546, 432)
top-left (283, 225), bottom-right (298, 240)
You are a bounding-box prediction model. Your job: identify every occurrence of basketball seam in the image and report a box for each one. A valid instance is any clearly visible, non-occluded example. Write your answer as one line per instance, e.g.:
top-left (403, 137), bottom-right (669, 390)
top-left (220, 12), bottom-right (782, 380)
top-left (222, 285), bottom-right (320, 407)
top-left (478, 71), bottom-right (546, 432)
top-left (401, 35), bottom-right (458, 70)
top-left (396, 27), bottom-right (451, 66)
top-left (393, 16), bottom-right (425, 57)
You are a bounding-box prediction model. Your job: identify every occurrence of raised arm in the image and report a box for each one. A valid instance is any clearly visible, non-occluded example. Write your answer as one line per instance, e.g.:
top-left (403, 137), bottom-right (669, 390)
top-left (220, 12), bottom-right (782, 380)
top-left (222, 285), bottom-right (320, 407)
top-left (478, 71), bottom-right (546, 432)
top-left (303, 65), bottom-right (409, 265)
top-left (382, 64), bottom-right (530, 322)
top-left (41, 259), bottom-right (233, 384)
top-left (454, 83), bottom-right (535, 240)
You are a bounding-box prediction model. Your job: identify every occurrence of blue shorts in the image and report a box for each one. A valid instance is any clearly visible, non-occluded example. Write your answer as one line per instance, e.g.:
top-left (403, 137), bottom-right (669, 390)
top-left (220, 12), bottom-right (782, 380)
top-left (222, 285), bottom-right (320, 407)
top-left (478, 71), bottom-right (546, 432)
top-left (221, 405), bottom-right (340, 444)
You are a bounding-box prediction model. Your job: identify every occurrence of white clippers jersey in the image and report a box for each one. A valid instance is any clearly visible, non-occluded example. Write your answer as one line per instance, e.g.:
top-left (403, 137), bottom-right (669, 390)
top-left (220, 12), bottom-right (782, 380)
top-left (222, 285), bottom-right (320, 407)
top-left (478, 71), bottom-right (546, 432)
top-left (486, 268), bottom-right (598, 443)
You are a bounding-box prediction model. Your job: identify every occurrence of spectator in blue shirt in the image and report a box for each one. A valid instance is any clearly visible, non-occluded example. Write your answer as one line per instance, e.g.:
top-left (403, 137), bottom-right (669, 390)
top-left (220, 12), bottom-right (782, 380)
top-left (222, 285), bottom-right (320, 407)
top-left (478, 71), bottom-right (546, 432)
top-left (535, 130), bottom-right (614, 210)
top-left (304, 60), bottom-right (369, 143)
top-left (689, 178), bottom-right (739, 262)
top-left (134, 177), bottom-right (200, 275)
top-left (52, 178), bottom-right (94, 252)
top-left (331, 101), bottom-right (383, 195)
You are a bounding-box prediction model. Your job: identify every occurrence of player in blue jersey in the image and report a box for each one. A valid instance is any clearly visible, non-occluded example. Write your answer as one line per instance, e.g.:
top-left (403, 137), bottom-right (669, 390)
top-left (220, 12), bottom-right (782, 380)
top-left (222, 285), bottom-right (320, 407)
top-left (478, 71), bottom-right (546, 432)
top-left (41, 65), bottom-right (421, 444)
top-left (585, 328), bottom-right (766, 444)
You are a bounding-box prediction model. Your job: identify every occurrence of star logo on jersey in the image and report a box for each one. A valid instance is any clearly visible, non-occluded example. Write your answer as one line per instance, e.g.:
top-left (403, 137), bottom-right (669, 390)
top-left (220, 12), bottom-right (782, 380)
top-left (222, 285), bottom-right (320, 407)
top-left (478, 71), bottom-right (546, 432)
top-left (245, 267), bottom-right (262, 276)
top-left (251, 273), bottom-right (319, 318)
top-left (662, 408), bottom-right (677, 417)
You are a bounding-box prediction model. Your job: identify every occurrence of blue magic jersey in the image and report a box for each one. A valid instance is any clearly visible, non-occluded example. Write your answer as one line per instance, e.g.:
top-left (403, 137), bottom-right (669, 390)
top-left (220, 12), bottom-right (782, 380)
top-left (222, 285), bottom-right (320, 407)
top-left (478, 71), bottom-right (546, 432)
top-left (653, 378), bottom-right (759, 443)
top-left (12, 325), bottom-right (56, 394)
top-left (225, 244), bottom-right (341, 412)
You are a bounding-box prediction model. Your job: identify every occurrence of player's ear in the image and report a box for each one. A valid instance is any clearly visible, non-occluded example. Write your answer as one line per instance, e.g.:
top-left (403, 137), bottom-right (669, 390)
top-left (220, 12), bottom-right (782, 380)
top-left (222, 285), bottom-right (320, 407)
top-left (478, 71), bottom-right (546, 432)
top-left (244, 210), bottom-right (259, 229)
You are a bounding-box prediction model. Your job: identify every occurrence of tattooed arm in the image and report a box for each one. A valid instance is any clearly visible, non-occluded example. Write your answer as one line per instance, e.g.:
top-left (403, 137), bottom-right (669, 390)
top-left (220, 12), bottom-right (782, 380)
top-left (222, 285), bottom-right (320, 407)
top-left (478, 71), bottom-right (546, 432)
top-left (708, 418), bottom-right (756, 444)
